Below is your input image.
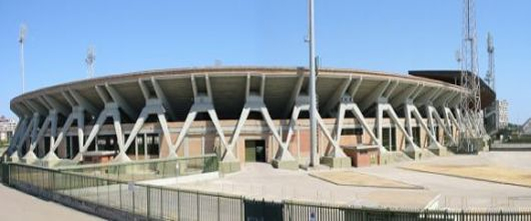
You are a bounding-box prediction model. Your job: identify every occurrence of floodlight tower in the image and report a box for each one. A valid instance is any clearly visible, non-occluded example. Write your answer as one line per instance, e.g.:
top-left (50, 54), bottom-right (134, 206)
top-left (18, 24), bottom-right (27, 93)
top-left (85, 45), bottom-right (96, 78)
top-left (459, 0), bottom-right (483, 150)
top-left (486, 33), bottom-right (495, 92)
top-left (308, 0), bottom-right (318, 167)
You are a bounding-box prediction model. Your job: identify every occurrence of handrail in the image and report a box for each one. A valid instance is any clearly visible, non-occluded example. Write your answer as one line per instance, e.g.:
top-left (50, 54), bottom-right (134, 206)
top-left (57, 153), bottom-right (218, 171)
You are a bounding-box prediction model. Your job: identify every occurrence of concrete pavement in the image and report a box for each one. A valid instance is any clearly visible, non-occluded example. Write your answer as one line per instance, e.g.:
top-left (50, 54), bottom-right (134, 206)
top-left (0, 184), bottom-right (102, 221)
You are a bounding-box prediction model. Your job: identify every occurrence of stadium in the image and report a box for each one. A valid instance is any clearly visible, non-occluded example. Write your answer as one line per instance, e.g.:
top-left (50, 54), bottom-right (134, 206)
top-left (6, 66), bottom-right (492, 172)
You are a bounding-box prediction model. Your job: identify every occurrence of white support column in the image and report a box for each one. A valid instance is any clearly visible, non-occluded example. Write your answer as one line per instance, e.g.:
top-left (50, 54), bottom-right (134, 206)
top-left (333, 103), bottom-right (346, 144)
top-left (121, 99), bottom-right (172, 160)
top-left (170, 109), bottom-right (197, 158)
top-left (24, 111), bottom-right (55, 160)
top-left (6, 117), bottom-right (28, 156)
top-left (43, 95), bottom-right (69, 117)
top-left (360, 81), bottom-right (390, 112)
top-left (283, 74), bottom-right (305, 118)
top-left (25, 100), bottom-right (47, 117)
top-left (69, 89), bottom-right (99, 116)
top-left (76, 108), bottom-right (85, 155)
top-left (280, 94), bottom-right (350, 168)
top-left (322, 77), bottom-right (351, 116)
top-left (14, 115), bottom-right (36, 153)
top-left (316, 114), bottom-right (345, 158)
top-left (74, 103), bottom-right (124, 161)
top-left (43, 111), bottom-right (76, 161)
top-left (282, 105), bottom-right (302, 150)
top-left (347, 101), bottom-right (382, 149)
top-left (408, 104), bottom-right (445, 153)
top-left (112, 109), bottom-right (126, 161)
top-left (62, 91), bottom-right (86, 158)
top-left (222, 107), bottom-right (250, 161)
top-left (404, 103), bottom-right (414, 137)
top-left (75, 108), bottom-right (107, 160)
top-left (382, 80), bottom-right (399, 99)
top-left (260, 106), bottom-right (296, 160)
top-left (11, 116), bottom-right (34, 159)
top-left (245, 94), bottom-right (298, 169)
top-left (29, 114), bottom-right (40, 154)
top-left (376, 103), bottom-right (384, 146)
top-left (379, 102), bottom-right (420, 159)
top-left (105, 83), bottom-right (137, 120)
top-left (49, 111), bottom-right (58, 156)
top-left (428, 105), bottom-right (457, 146)
top-left (390, 83), bottom-right (420, 107)
top-left (444, 107), bottom-right (461, 133)
top-left (151, 77), bottom-right (178, 120)
top-left (138, 79), bottom-right (150, 100)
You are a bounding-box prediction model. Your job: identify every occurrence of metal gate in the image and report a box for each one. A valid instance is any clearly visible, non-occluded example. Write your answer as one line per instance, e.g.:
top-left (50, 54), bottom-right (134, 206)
top-left (244, 199), bottom-right (283, 221)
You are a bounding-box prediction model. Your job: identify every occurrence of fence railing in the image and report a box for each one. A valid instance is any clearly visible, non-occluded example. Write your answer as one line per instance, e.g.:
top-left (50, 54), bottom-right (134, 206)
top-left (2, 161), bottom-right (531, 221)
top-left (6, 162), bottom-right (243, 220)
top-left (57, 154), bottom-right (219, 182)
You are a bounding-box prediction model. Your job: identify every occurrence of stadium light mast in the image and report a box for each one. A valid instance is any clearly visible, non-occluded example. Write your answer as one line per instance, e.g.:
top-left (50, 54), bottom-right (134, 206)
top-left (308, 0), bottom-right (319, 167)
top-left (18, 24), bottom-right (27, 93)
top-left (86, 45), bottom-right (96, 78)
top-left (486, 32), bottom-right (495, 92)
top-left (459, 0), bottom-right (484, 151)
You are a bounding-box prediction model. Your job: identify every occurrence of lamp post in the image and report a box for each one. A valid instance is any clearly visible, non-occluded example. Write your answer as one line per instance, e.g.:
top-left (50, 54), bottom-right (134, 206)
top-left (19, 24), bottom-right (27, 93)
top-left (308, 0), bottom-right (319, 167)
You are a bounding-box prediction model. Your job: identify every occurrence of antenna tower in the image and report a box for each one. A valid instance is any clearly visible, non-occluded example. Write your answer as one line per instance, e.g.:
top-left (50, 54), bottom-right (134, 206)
top-left (486, 33), bottom-right (495, 92)
top-left (18, 24), bottom-right (27, 93)
top-left (459, 0), bottom-right (483, 151)
top-left (85, 45), bottom-right (96, 78)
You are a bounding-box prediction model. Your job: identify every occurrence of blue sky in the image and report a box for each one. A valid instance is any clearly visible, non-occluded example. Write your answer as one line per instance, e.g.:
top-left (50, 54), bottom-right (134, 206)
top-left (0, 0), bottom-right (530, 123)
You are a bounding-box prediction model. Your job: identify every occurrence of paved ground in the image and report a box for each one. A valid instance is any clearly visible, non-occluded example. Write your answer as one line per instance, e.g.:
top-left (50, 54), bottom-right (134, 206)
top-left (310, 171), bottom-right (421, 189)
top-left (0, 184), bottom-right (102, 221)
top-left (401, 162), bottom-right (531, 188)
top-left (173, 152), bottom-right (531, 209)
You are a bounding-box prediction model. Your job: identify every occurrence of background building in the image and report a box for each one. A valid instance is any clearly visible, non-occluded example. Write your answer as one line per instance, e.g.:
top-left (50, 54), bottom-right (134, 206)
top-left (496, 100), bottom-right (509, 129)
top-left (0, 116), bottom-right (17, 144)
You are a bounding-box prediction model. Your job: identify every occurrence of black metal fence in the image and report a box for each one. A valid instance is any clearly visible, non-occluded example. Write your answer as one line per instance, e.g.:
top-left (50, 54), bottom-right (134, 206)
top-left (2, 162), bottom-right (531, 221)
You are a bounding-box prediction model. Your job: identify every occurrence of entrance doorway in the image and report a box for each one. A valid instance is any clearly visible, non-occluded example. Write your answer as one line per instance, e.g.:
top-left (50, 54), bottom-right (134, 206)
top-left (245, 139), bottom-right (266, 162)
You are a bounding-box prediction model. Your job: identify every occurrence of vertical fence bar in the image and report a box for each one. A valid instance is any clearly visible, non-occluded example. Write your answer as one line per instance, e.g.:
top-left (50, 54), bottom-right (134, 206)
top-left (132, 183), bottom-right (136, 218)
top-left (119, 181), bottom-right (123, 210)
top-left (146, 185), bottom-right (151, 219)
top-left (217, 194), bottom-right (220, 221)
top-left (160, 187), bottom-right (163, 220)
top-left (177, 190), bottom-right (181, 220)
top-left (197, 191), bottom-right (200, 220)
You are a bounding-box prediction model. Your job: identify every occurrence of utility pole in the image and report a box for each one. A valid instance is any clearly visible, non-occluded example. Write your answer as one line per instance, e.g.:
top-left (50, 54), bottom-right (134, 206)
top-left (18, 24), bottom-right (27, 93)
top-left (308, 0), bottom-right (319, 167)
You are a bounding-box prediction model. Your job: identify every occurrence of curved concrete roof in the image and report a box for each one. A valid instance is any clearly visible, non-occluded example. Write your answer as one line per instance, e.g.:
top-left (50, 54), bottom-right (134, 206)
top-left (10, 66), bottom-right (466, 120)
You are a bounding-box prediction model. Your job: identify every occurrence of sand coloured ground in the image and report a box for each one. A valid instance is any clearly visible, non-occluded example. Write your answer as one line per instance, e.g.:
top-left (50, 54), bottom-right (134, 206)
top-left (400, 163), bottom-right (531, 188)
top-left (310, 170), bottom-right (421, 189)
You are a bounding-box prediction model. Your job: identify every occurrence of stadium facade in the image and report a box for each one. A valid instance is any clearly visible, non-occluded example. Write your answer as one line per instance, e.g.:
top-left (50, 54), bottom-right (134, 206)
top-left (6, 67), bottom-right (485, 171)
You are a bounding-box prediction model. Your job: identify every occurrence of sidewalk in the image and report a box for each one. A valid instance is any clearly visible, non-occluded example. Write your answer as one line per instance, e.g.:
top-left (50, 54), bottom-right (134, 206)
top-left (0, 184), bottom-right (101, 221)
